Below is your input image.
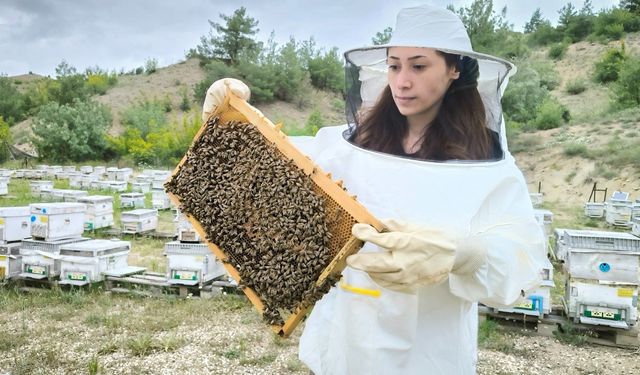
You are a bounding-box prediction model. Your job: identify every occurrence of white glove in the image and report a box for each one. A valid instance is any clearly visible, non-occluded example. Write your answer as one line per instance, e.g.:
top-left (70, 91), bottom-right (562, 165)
top-left (347, 219), bottom-right (483, 293)
top-left (201, 78), bottom-right (251, 122)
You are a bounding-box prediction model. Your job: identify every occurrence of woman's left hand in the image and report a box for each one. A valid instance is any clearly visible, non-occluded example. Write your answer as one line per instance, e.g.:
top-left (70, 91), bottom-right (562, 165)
top-left (347, 219), bottom-right (458, 293)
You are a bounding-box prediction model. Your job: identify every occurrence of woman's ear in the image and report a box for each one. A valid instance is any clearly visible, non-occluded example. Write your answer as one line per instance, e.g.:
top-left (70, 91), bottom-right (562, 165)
top-left (449, 66), bottom-right (460, 80)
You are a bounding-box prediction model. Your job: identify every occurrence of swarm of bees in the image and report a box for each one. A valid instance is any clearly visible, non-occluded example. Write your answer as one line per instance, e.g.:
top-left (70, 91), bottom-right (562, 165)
top-left (165, 117), bottom-right (341, 325)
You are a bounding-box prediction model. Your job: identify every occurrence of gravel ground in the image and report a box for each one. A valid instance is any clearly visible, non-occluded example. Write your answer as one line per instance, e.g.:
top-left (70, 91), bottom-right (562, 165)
top-left (1, 289), bottom-right (639, 375)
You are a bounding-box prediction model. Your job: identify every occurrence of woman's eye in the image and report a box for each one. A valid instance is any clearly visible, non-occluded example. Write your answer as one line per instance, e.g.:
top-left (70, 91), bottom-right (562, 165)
top-left (388, 65), bottom-right (399, 71)
top-left (413, 65), bottom-right (426, 71)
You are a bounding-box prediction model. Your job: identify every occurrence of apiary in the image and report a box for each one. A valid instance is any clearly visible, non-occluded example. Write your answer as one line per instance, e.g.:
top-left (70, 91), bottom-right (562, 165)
top-left (584, 202), bottom-right (605, 218)
top-left (121, 209), bottom-right (158, 234)
top-left (151, 188), bottom-right (171, 210)
top-left (29, 180), bottom-right (53, 195)
top-left (164, 91), bottom-right (382, 337)
top-left (62, 189), bottom-right (89, 202)
top-left (0, 242), bottom-right (22, 280)
top-left (0, 206), bottom-right (31, 243)
top-left (533, 208), bottom-right (553, 238)
top-left (131, 181), bottom-right (151, 193)
top-left (58, 239), bottom-right (131, 286)
top-left (19, 237), bottom-right (89, 280)
top-left (115, 168), bottom-right (133, 182)
top-left (80, 166), bottom-right (93, 174)
top-left (529, 192), bottom-right (543, 207)
top-left (633, 218), bottom-right (640, 237)
top-left (164, 241), bottom-right (226, 286)
top-left (106, 167), bottom-right (118, 180)
top-left (68, 173), bottom-right (83, 188)
top-left (29, 202), bottom-right (86, 241)
top-left (120, 192), bottom-right (145, 208)
top-left (175, 212), bottom-right (201, 242)
top-left (565, 277), bottom-right (638, 329)
top-left (565, 248), bottom-right (640, 284)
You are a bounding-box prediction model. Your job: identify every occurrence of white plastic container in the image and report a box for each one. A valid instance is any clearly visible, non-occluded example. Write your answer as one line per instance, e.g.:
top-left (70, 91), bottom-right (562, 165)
top-left (19, 237), bottom-right (89, 280)
top-left (62, 190), bottom-right (89, 202)
top-left (58, 239), bottom-right (131, 286)
top-left (164, 241), bottom-right (226, 286)
top-left (565, 277), bottom-right (638, 329)
top-left (606, 201), bottom-right (633, 227)
top-left (584, 202), bottom-right (605, 218)
top-left (0, 242), bottom-right (22, 280)
top-left (80, 166), bottom-right (93, 174)
top-left (120, 193), bottom-right (145, 209)
top-left (77, 195), bottom-right (113, 216)
top-left (131, 181), bottom-right (151, 193)
top-left (565, 248), bottom-right (640, 284)
top-left (29, 203), bottom-right (86, 241)
top-left (84, 213), bottom-right (114, 231)
top-left (30, 180), bottom-right (53, 194)
top-left (0, 206), bottom-right (31, 243)
top-left (121, 209), bottom-right (158, 233)
top-left (151, 188), bottom-right (171, 210)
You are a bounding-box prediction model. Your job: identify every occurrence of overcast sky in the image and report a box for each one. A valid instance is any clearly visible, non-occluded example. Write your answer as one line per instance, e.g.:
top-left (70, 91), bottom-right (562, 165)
top-left (0, 0), bottom-right (620, 77)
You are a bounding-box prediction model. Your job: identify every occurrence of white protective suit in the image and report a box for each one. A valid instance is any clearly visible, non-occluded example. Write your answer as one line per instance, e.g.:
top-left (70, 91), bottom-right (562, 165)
top-left (288, 5), bottom-right (548, 375)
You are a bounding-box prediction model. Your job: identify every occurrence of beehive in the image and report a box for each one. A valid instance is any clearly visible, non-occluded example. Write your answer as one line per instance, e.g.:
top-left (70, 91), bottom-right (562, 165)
top-left (165, 91), bottom-right (383, 337)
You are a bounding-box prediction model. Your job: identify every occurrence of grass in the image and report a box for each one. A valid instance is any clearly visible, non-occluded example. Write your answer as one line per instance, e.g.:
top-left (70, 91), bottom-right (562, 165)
top-left (478, 319), bottom-right (535, 358)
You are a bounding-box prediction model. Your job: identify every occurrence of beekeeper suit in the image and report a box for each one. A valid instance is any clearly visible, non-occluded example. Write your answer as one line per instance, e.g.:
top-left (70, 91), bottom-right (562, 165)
top-left (202, 5), bottom-right (546, 375)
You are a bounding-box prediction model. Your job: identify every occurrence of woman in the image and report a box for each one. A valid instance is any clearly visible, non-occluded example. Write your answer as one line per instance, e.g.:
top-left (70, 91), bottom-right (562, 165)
top-left (202, 5), bottom-right (546, 374)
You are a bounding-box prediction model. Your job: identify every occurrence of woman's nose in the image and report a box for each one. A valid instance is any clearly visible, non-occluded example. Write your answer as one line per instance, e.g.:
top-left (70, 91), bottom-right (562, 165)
top-left (394, 69), bottom-right (412, 89)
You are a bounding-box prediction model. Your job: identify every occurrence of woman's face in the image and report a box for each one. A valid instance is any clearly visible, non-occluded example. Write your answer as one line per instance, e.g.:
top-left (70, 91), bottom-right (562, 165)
top-left (387, 47), bottom-right (459, 126)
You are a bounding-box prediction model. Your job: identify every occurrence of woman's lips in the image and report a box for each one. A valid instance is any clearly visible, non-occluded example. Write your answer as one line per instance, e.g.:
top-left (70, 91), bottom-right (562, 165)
top-left (394, 96), bottom-right (415, 104)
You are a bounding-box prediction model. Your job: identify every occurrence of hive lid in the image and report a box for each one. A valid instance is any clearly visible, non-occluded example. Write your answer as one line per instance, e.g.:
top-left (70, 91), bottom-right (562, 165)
top-left (77, 195), bottom-right (113, 203)
top-left (0, 206), bottom-right (30, 217)
top-left (30, 202), bottom-right (87, 214)
top-left (60, 239), bottom-right (130, 252)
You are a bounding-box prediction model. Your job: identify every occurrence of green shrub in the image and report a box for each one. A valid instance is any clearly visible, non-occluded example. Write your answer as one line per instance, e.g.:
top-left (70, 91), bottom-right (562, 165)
top-left (531, 62), bottom-right (560, 90)
top-left (594, 46), bottom-right (627, 83)
top-left (534, 99), bottom-right (567, 130)
top-left (548, 43), bottom-right (568, 60)
top-left (0, 75), bottom-right (26, 125)
top-left (565, 78), bottom-right (587, 95)
top-left (563, 142), bottom-right (589, 157)
top-left (121, 99), bottom-right (168, 138)
top-left (194, 60), bottom-right (241, 105)
top-left (612, 56), bottom-right (640, 108)
top-left (85, 74), bottom-right (109, 95)
top-left (0, 116), bottom-right (11, 162)
top-left (528, 22), bottom-right (564, 46)
top-left (145, 58), bottom-right (158, 74)
top-left (31, 99), bottom-right (112, 162)
top-left (179, 87), bottom-right (191, 111)
top-left (595, 8), bottom-right (640, 37)
top-left (502, 63), bottom-right (549, 124)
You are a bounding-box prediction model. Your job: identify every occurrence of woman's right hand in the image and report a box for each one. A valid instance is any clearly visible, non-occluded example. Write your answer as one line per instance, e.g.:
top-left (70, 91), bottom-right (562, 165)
top-left (201, 78), bottom-right (251, 122)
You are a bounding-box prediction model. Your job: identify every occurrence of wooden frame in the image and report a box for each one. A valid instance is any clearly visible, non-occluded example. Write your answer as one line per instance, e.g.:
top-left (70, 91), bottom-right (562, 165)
top-left (166, 90), bottom-right (383, 337)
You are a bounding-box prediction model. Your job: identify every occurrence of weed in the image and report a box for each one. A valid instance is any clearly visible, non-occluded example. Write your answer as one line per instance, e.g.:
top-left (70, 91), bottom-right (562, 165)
top-left (87, 356), bottom-right (99, 375)
top-left (553, 323), bottom-right (589, 346)
top-left (239, 353), bottom-right (278, 366)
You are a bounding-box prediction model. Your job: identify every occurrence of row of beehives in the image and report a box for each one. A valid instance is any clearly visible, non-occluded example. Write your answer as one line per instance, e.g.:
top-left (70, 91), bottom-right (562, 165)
top-left (2, 166), bottom-right (170, 183)
top-left (0, 202), bottom-right (226, 287)
top-left (584, 190), bottom-right (640, 232)
top-left (553, 227), bottom-right (640, 330)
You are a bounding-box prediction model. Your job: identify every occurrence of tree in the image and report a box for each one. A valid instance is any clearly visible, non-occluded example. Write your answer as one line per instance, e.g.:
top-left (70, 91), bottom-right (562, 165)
top-left (614, 56), bottom-right (640, 107)
top-left (0, 75), bottom-right (25, 125)
top-left (620, 0), bottom-right (640, 13)
top-left (524, 8), bottom-right (544, 33)
top-left (31, 99), bottom-right (112, 162)
top-left (580, 0), bottom-right (594, 16)
top-left (558, 3), bottom-right (577, 31)
top-left (0, 116), bottom-right (11, 162)
top-left (448, 0), bottom-right (510, 53)
top-left (49, 60), bottom-right (88, 105)
top-left (196, 7), bottom-right (260, 65)
top-left (372, 27), bottom-right (393, 45)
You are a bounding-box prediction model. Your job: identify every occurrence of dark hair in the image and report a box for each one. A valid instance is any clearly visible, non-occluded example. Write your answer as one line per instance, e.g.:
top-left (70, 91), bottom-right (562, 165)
top-left (353, 53), bottom-right (495, 160)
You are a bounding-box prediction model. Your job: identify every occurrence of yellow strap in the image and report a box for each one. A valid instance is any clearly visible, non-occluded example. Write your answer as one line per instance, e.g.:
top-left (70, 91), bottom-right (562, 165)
top-left (339, 281), bottom-right (381, 298)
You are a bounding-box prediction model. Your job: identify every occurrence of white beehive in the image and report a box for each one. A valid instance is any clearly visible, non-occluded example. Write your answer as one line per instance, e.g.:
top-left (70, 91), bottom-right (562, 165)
top-left (29, 202), bottom-right (86, 241)
top-left (98, 180), bottom-right (127, 192)
top-left (0, 206), bottom-right (31, 243)
top-left (106, 167), bottom-right (118, 180)
top-left (63, 166), bottom-right (76, 173)
top-left (68, 173), bottom-right (83, 189)
top-left (94, 166), bottom-right (106, 175)
top-left (115, 168), bottom-right (133, 182)
top-left (0, 169), bottom-right (12, 177)
top-left (529, 192), bottom-right (543, 207)
top-left (131, 181), bottom-right (151, 193)
top-left (121, 209), bottom-right (158, 233)
top-left (62, 189), bottom-right (89, 202)
top-left (34, 170), bottom-right (47, 179)
top-left (584, 202), bottom-right (605, 218)
top-left (633, 218), bottom-right (640, 237)
top-left (632, 201), bottom-right (640, 220)
top-left (565, 277), bottom-right (638, 329)
top-left (135, 174), bottom-right (153, 183)
top-left (606, 201), bottom-right (633, 227)
top-left (80, 174), bottom-right (100, 190)
top-left (42, 188), bottom-right (66, 201)
top-left (164, 241), bottom-right (226, 286)
top-left (80, 165), bottom-right (93, 174)
top-left (175, 212), bottom-right (201, 242)
top-left (77, 195), bottom-right (113, 216)
top-left (14, 169), bottom-right (25, 178)
top-left (0, 242), bottom-right (22, 280)
top-left (84, 213), bottom-right (114, 231)
top-left (566, 248), bottom-right (640, 284)
top-left (19, 237), bottom-right (89, 279)
top-left (58, 239), bottom-right (131, 286)
top-left (557, 229), bottom-right (640, 251)
top-left (29, 180), bottom-right (53, 194)
top-left (533, 208), bottom-right (553, 238)
top-left (151, 188), bottom-right (171, 210)
top-left (120, 192), bottom-right (145, 208)
top-left (0, 180), bottom-right (7, 196)
top-left (46, 165), bottom-right (63, 178)
top-left (498, 259), bottom-right (554, 316)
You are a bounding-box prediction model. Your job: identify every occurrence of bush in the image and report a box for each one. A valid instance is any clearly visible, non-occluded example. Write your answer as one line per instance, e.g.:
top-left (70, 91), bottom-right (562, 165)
top-left (0, 116), bottom-right (11, 162)
top-left (531, 62), bottom-right (560, 90)
top-left (595, 8), bottom-right (640, 37)
top-left (594, 46), bottom-right (627, 83)
top-left (179, 87), bottom-right (191, 111)
top-left (563, 142), bottom-right (589, 157)
top-left (31, 99), bottom-right (112, 162)
top-left (565, 78), bottom-right (587, 95)
top-left (548, 43), bottom-right (568, 60)
top-left (502, 63), bottom-right (549, 124)
top-left (534, 98), bottom-right (568, 130)
top-left (528, 22), bottom-right (564, 46)
top-left (85, 74), bottom-right (109, 95)
top-left (121, 99), bottom-right (168, 138)
top-left (0, 75), bottom-right (26, 125)
top-left (612, 56), bottom-right (640, 108)
top-left (145, 58), bottom-right (158, 74)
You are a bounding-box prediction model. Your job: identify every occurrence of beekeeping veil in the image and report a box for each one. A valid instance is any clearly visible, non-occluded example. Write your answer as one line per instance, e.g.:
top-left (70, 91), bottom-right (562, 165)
top-left (344, 5), bottom-right (516, 150)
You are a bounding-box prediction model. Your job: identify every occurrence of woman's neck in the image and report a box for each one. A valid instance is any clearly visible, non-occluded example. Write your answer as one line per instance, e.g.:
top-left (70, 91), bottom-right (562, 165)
top-left (403, 104), bottom-right (440, 154)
